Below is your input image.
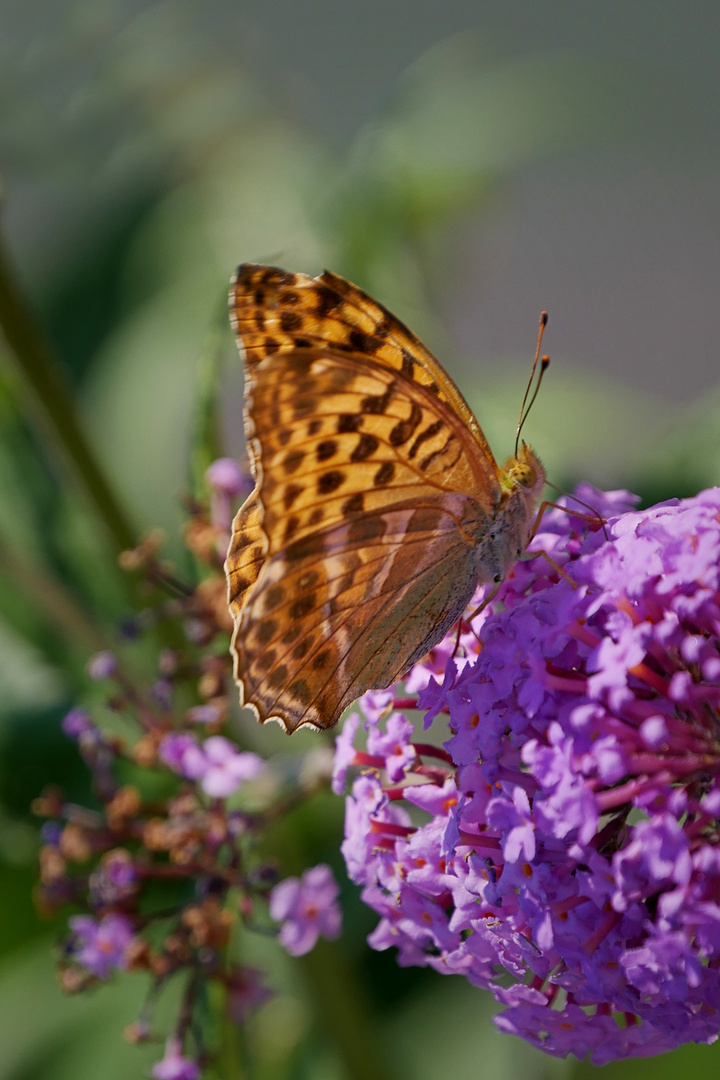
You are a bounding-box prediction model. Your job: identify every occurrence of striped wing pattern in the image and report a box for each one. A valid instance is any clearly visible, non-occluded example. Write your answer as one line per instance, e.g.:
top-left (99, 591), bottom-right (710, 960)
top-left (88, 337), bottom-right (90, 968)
top-left (225, 263), bottom-right (519, 732)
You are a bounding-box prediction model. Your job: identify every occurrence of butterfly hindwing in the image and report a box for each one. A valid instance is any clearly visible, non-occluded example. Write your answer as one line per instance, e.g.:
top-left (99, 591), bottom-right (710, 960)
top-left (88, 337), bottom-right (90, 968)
top-left (232, 493), bottom-right (485, 732)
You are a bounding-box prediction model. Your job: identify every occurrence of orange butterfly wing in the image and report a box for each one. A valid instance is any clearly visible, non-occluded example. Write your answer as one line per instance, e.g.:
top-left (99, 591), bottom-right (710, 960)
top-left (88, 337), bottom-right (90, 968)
top-left (230, 262), bottom-right (500, 474)
top-left (225, 263), bottom-right (544, 732)
top-left (227, 346), bottom-right (497, 732)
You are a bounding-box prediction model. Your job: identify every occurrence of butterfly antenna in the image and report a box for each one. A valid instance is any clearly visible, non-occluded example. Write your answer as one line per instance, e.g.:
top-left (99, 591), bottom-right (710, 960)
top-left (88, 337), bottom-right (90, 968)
top-left (515, 311), bottom-right (549, 456)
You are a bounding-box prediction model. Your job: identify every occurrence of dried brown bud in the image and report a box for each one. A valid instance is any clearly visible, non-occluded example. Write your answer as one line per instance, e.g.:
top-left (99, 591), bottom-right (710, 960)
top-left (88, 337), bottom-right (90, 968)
top-left (107, 785), bottom-right (142, 830)
top-left (119, 529), bottom-right (166, 572)
top-left (182, 897), bottom-right (234, 949)
top-left (143, 818), bottom-right (171, 851)
top-left (125, 937), bottom-right (153, 971)
top-left (124, 1019), bottom-right (152, 1044)
top-left (39, 844), bottom-right (67, 884)
top-left (59, 823), bottom-right (93, 863)
top-left (132, 733), bottom-right (160, 768)
top-left (32, 785), bottom-right (64, 818)
top-left (57, 963), bottom-right (92, 993)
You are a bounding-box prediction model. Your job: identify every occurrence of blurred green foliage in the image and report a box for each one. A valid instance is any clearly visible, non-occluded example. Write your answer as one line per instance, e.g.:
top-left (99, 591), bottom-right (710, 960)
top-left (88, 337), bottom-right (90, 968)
top-left (1, 11), bottom-right (718, 1080)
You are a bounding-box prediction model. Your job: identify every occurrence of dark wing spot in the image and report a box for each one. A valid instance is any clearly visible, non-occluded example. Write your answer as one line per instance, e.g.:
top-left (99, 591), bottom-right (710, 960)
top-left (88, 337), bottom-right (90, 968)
top-left (349, 329), bottom-right (381, 353)
top-left (409, 419), bottom-right (443, 460)
top-left (267, 664), bottom-right (289, 689)
top-left (401, 350), bottom-right (415, 378)
top-left (316, 287), bottom-right (341, 317)
top-left (375, 317), bottom-right (392, 339)
top-left (289, 678), bottom-right (311, 704)
top-left (280, 290), bottom-right (299, 304)
top-left (278, 428), bottom-right (292, 447)
top-left (283, 515), bottom-right (300, 542)
top-left (283, 484), bottom-right (303, 510)
top-left (350, 432), bottom-right (379, 462)
top-left (280, 310), bottom-right (302, 332)
top-left (255, 312), bottom-right (265, 331)
top-left (361, 385), bottom-right (394, 414)
top-left (229, 573), bottom-right (250, 594)
top-left (297, 570), bottom-right (320, 590)
top-left (336, 570), bottom-right (355, 595)
top-left (373, 461), bottom-right (395, 486)
top-left (292, 639), bottom-right (312, 660)
top-left (231, 531), bottom-right (250, 552)
top-left (348, 517), bottom-right (388, 543)
top-left (389, 403), bottom-right (423, 446)
top-left (318, 470), bottom-right (344, 494)
top-left (337, 413), bottom-right (363, 433)
top-left (254, 289), bottom-right (264, 304)
top-left (293, 398), bottom-right (316, 418)
top-left (261, 267), bottom-right (294, 286)
top-left (290, 594), bottom-right (315, 619)
top-left (308, 418), bottom-right (323, 436)
top-left (264, 337), bottom-right (280, 354)
top-left (317, 439), bottom-right (337, 462)
top-left (342, 493), bottom-right (364, 516)
top-left (257, 620), bottom-right (277, 644)
top-left (282, 624), bottom-right (302, 644)
top-left (257, 649), bottom-right (276, 672)
top-left (405, 507), bottom-right (443, 533)
top-left (283, 449), bottom-right (305, 475)
top-left (419, 434), bottom-right (454, 472)
top-left (308, 507), bottom-right (324, 526)
top-left (294, 338), bottom-right (312, 348)
top-left (264, 585), bottom-right (285, 611)
top-left (312, 649), bottom-right (331, 670)
top-left (285, 534), bottom-right (326, 562)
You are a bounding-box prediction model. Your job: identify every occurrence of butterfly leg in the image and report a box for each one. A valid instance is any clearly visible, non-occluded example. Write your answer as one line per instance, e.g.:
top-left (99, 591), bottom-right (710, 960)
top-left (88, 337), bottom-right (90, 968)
top-left (518, 548), bottom-right (577, 587)
top-left (451, 618), bottom-right (464, 659)
top-left (464, 580), bottom-right (503, 628)
top-left (529, 500), bottom-right (607, 542)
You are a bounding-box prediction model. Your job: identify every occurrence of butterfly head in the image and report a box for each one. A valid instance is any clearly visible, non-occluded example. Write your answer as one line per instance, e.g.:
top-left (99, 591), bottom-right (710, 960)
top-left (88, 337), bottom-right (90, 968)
top-left (502, 441), bottom-right (546, 501)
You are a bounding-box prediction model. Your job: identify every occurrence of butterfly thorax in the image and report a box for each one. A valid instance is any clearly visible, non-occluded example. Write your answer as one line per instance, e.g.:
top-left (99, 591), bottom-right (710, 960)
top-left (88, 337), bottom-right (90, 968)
top-left (471, 442), bottom-right (546, 587)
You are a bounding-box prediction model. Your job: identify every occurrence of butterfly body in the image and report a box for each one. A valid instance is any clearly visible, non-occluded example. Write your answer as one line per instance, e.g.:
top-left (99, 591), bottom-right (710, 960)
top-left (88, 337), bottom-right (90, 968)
top-left (226, 264), bottom-right (546, 732)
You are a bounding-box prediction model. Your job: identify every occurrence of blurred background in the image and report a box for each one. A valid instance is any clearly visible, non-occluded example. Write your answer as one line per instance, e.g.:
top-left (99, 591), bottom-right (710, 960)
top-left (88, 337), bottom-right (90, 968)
top-left (1, 1), bottom-right (720, 1077)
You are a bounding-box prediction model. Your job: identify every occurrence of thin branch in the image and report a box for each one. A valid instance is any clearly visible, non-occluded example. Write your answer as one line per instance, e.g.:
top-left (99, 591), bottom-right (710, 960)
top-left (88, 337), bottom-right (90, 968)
top-left (0, 228), bottom-right (137, 552)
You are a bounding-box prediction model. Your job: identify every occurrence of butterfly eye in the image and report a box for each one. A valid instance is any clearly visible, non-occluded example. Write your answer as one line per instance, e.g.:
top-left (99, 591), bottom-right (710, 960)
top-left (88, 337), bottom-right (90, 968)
top-left (512, 463), bottom-right (536, 489)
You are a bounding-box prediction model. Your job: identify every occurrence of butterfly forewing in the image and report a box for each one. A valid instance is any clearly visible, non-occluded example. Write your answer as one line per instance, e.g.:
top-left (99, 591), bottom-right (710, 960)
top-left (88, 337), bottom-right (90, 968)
top-left (242, 347), bottom-right (501, 559)
top-left (231, 262), bottom-right (498, 463)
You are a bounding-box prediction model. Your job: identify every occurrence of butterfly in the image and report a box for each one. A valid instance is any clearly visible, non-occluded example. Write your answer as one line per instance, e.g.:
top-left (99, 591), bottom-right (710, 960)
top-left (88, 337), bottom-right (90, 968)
top-left (225, 263), bottom-right (547, 733)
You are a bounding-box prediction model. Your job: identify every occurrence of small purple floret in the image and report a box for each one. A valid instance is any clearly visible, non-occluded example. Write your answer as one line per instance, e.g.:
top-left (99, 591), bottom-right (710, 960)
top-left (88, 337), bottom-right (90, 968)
top-left (68, 912), bottom-right (134, 978)
top-left (159, 734), bottom-right (264, 798)
top-left (269, 864), bottom-right (342, 956)
top-left (151, 1038), bottom-right (201, 1080)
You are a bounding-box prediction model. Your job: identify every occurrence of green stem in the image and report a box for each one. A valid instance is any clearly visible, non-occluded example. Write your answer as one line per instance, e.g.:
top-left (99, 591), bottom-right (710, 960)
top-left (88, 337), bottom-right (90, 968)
top-left (0, 530), bottom-right (108, 651)
top-left (0, 229), bottom-right (137, 552)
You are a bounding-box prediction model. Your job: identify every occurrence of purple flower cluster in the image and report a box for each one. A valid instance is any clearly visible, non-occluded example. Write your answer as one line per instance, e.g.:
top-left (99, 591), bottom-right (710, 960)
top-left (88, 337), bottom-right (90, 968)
top-left (335, 487), bottom-right (720, 1063)
top-left (269, 864), bottom-right (342, 956)
top-left (159, 734), bottom-right (264, 798)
